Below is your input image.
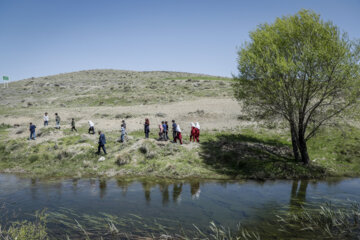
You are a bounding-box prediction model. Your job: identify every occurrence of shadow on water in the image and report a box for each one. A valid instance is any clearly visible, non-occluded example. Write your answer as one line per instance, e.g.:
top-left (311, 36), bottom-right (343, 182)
top-left (199, 133), bottom-right (296, 178)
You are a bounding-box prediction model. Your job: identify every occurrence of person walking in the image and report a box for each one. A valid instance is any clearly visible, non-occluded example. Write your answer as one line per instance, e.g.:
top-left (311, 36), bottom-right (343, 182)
top-left (144, 118), bottom-right (150, 138)
top-left (158, 123), bottom-right (164, 140)
top-left (195, 122), bottom-right (201, 142)
top-left (96, 131), bottom-right (107, 155)
top-left (172, 120), bottom-right (177, 141)
top-left (122, 120), bottom-right (126, 130)
top-left (88, 120), bottom-right (95, 134)
top-left (55, 113), bottom-right (61, 129)
top-left (120, 124), bottom-right (126, 143)
top-left (29, 122), bottom-right (36, 140)
top-left (43, 112), bottom-right (49, 127)
top-left (71, 118), bottom-right (77, 132)
top-left (174, 124), bottom-right (183, 145)
top-left (165, 121), bottom-right (169, 141)
top-left (190, 122), bottom-right (196, 142)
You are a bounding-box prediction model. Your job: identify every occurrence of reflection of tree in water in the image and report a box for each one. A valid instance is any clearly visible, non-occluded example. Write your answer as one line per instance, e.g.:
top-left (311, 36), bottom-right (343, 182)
top-left (173, 183), bottom-right (183, 203)
top-left (290, 180), bottom-right (309, 211)
top-left (159, 183), bottom-right (169, 206)
top-left (99, 179), bottom-right (107, 199)
top-left (190, 182), bottom-right (201, 199)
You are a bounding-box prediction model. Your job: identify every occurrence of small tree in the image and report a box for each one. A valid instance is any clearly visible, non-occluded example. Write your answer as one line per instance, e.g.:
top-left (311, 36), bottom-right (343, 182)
top-left (234, 10), bottom-right (360, 164)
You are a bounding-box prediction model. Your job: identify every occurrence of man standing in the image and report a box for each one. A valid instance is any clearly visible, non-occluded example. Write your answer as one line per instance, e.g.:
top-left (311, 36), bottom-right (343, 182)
top-left (29, 122), bottom-right (36, 140)
top-left (97, 131), bottom-right (107, 155)
top-left (55, 113), bottom-right (61, 129)
top-left (172, 120), bottom-right (177, 142)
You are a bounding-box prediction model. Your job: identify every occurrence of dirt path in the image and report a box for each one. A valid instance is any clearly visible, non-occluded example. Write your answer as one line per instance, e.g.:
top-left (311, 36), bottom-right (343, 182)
top-left (2, 98), bottom-right (254, 140)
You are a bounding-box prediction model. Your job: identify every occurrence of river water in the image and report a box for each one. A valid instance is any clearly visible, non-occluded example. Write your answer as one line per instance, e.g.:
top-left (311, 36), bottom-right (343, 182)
top-left (0, 174), bottom-right (359, 239)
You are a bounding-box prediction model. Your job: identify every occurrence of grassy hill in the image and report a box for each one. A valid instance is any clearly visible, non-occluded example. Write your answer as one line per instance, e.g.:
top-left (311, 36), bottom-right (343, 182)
top-left (0, 69), bottom-right (359, 179)
top-left (0, 69), bottom-right (232, 109)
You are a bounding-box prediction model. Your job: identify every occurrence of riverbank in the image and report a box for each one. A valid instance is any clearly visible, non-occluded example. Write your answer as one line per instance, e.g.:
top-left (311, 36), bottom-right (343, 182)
top-left (1, 122), bottom-right (359, 180)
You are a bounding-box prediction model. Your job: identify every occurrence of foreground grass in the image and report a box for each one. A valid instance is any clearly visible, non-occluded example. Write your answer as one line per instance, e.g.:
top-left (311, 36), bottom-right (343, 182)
top-left (1, 202), bottom-right (359, 239)
top-left (0, 124), bottom-right (359, 179)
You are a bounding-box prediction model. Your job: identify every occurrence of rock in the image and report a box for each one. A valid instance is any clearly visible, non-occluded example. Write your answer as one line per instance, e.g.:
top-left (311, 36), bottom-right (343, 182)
top-left (155, 112), bottom-right (167, 118)
top-left (15, 129), bottom-right (24, 134)
top-left (98, 156), bottom-right (106, 162)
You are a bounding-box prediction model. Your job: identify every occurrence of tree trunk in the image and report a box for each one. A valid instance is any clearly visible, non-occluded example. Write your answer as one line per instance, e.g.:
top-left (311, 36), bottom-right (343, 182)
top-left (290, 121), bottom-right (300, 162)
top-left (298, 133), bottom-right (310, 165)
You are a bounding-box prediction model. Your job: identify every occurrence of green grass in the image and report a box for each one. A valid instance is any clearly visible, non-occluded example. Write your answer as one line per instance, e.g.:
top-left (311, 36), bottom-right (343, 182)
top-left (0, 124), bottom-right (359, 179)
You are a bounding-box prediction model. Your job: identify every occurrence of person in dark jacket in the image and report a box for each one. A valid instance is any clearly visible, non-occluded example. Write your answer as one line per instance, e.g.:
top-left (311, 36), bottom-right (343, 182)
top-left (144, 118), bottom-right (150, 138)
top-left (71, 118), bottom-right (77, 132)
top-left (55, 113), bottom-right (61, 129)
top-left (172, 120), bottom-right (177, 141)
top-left (29, 122), bottom-right (36, 140)
top-left (165, 121), bottom-right (169, 141)
top-left (96, 131), bottom-right (107, 154)
top-left (122, 120), bottom-right (126, 130)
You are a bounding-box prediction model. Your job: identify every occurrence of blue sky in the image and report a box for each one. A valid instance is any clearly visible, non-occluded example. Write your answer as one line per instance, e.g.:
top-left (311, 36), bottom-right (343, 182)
top-left (0, 0), bottom-right (359, 81)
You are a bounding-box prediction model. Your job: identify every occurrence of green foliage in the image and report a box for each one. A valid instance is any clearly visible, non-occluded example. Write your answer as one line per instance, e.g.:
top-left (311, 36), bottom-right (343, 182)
top-left (234, 9), bottom-right (360, 163)
top-left (2, 210), bottom-right (48, 240)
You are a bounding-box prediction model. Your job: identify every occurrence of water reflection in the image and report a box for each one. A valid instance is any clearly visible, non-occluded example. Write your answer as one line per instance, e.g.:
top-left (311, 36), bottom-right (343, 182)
top-left (190, 182), bottom-right (200, 199)
top-left (290, 180), bottom-right (309, 210)
top-left (173, 183), bottom-right (182, 203)
top-left (99, 179), bottom-right (107, 199)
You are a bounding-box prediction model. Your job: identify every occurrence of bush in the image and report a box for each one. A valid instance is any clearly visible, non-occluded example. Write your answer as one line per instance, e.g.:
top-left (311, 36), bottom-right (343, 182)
top-left (116, 153), bottom-right (132, 166)
top-left (29, 154), bottom-right (39, 163)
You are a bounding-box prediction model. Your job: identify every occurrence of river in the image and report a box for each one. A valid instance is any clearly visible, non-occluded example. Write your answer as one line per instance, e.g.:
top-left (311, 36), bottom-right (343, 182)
top-left (0, 174), bottom-right (359, 239)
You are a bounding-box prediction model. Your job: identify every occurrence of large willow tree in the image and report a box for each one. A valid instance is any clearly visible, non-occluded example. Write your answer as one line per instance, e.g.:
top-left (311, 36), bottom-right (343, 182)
top-left (234, 10), bottom-right (360, 164)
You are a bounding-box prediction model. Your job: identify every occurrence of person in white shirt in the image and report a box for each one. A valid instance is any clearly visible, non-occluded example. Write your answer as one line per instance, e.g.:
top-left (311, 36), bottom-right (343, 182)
top-left (174, 124), bottom-right (183, 144)
top-left (88, 120), bottom-right (95, 134)
top-left (43, 112), bottom-right (49, 126)
top-left (195, 122), bottom-right (201, 142)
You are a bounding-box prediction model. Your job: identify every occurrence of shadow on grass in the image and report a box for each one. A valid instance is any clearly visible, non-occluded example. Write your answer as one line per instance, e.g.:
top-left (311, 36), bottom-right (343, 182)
top-left (200, 133), bottom-right (326, 179)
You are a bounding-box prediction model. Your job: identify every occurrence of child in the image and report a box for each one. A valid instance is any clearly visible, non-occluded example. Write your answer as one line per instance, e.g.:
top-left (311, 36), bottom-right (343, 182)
top-left (88, 120), bottom-right (95, 134)
top-left (29, 122), bottom-right (36, 140)
top-left (144, 118), bottom-right (150, 138)
top-left (190, 122), bottom-right (196, 142)
top-left (43, 112), bottom-right (49, 126)
top-left (122, 120), bottom-right (126, 130)
top-left (195, 122), bottom-right (201, 142)
top-left (71, 118), bottom-right (77, 132)
top-left (174, 124), bottom-right (183, 145)
top-left (55, 113), bottom-right (61, 129)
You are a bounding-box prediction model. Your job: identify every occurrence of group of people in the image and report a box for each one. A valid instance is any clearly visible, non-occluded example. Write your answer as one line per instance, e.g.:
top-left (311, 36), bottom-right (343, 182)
top-left (144, 119), bottom-right (201, 145)
top-left (28, 113), bottom-right (201, 155)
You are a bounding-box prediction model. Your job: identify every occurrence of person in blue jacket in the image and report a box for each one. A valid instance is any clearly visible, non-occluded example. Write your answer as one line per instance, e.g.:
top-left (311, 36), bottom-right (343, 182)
top-left (29, 122), bottom-right (36, 140)
top-left (172, 120), bottom-right (177, 141)
top-left (96, 131), bottom-right (107, 155)
top-left (162, 121), bottom-right (168, 140)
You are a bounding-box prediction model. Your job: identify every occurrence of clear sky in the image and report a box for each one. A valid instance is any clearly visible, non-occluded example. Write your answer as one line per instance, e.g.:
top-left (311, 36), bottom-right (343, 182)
top-left (0, 0), bottom-right (359, 81)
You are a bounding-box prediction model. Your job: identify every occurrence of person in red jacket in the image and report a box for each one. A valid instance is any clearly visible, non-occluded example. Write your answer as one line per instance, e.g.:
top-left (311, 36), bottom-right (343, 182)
top-left (195, 122), bottom-right (201, 142)
top-left (190, 122), bottom-right (196, 142)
